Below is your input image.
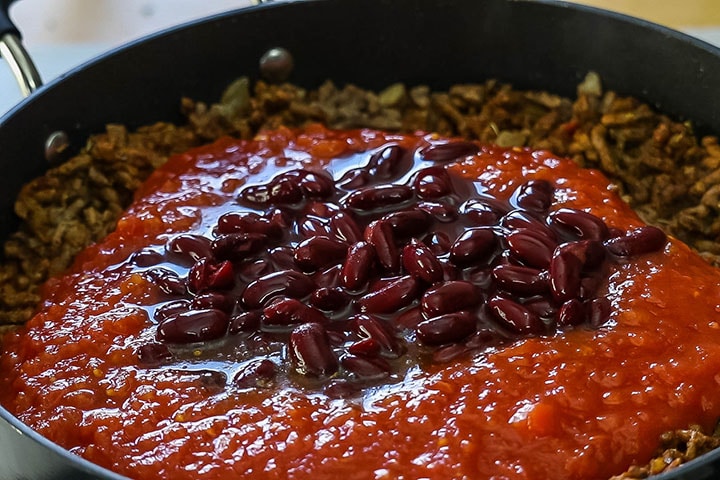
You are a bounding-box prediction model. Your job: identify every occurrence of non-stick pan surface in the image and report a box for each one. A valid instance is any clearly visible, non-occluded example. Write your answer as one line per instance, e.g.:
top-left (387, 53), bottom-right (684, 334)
top-left (1, 1), bottom-right (720, 478)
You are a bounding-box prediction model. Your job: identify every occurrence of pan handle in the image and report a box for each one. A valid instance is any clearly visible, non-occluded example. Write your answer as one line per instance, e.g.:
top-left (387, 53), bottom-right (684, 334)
top-left (0, 0), bottom-right (43, 97)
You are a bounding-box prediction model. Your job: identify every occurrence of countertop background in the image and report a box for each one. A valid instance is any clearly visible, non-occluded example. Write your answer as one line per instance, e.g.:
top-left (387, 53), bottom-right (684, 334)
top-left (1, 0), bottom-right (720, 116)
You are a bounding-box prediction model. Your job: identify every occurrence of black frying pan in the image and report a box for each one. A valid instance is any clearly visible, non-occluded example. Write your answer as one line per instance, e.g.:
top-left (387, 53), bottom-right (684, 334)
top-left (1, 1), bottom-right (720, 478)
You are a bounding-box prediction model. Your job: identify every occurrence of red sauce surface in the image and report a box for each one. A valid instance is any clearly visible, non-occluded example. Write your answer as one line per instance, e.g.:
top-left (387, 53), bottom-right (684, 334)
top-left (3, 125), bottom-right (720, 479)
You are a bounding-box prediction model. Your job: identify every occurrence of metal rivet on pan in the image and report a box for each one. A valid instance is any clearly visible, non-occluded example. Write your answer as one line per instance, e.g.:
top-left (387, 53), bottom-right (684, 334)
top-left (259, 47), bottom-right (294, 84)
top-left (44, 131), bottom-right (70, 163)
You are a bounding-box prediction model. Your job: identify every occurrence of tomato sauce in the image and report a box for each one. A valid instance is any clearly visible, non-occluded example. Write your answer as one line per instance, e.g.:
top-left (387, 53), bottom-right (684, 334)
top-left (2, 125), bottom-right (720, 479)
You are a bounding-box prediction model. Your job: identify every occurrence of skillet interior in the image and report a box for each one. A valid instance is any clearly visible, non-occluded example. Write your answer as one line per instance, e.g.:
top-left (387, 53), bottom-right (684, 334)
top-left (1, 0), bottom-right (720, 478)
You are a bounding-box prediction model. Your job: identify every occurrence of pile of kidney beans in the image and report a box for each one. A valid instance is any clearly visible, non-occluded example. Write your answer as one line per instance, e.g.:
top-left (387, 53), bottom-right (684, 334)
top-left (133, 139), bottom-right (667, 397)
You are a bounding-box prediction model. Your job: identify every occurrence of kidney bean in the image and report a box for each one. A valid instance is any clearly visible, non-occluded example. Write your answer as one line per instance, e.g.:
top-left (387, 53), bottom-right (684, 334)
top-left (293, 236), bottom-right (348, 272)
top-left (432, 343), bottom-right (471, 363)
top-left (166, 234), bottom-right (213, 264)
top-left (557, 298), bottom-right (585, 327)
top-left (579, 275), bottom-right (602, 300)
top-left (506, 228), bottom-right (556, 269)
top-left (144, 268), bottom-right (187, 296)
top-left (190, 292), bottom-right (236, 313)
top-left (242, 270), bottom-right (316, 309)
top-left (310, 287), bottom-right (350, 311)
top-left (154, 299), bottom-right (191, 323)
top-left (328, 212), bottom-right (362, 244)
top-left (288, 323), bottom-right (338, 377)
top-left (357, 275), bottom-right (420, 314)
top-left (156, 309), bottom-right (230, 344)
top-left (266, 207), bottom-right (293, 229)
top-left (216, 211), bottom-right (282, 239)
top-left (604, 226), bottom-right (667, 257)
top-left (350, 314), bottom-right (403, 357)
top-left (460, 199), bottom-right (502, 226)
top-left (187, 258), bottom-right (235, 294)
top-left (347, 337), bottom-right (382, 357)
top-left (449, 227), bottom-right (497, 266)
top-left (417, 311), bottom-right (476, 346)
top-left (487, 296), bottom-right (544, 334)
top-left (268, 246), bottom-right (298, 271)
top-left (511, 179), bottom-right (554, 214)
top-left (137, 342), bottom-right (173, 367)
top-left (416, 201), bottom-right (457, 223)
top-left (263, 298), bottom-right (327, 327)
top-left (281, 169), bottom-right (335, 198)
top-left (313, 264), bottom-right (343, 289)
top-left (465, 328), bottom-right (502, 349)
top-left (265, 176), bottom-right (305, 204)
top-left (549, 244), bottom-right (583, 303)
top-left (412, 166), bottom-right (453, 199)
top-left (344, 184), bottom-right (414, 211)
top-left (130, 248), bottom-right (164, 267)
top-left (341, 355), bottom-right (391, 379)
top-left (229, 311), bottom-right (262, 334)
top-left (587, 297), bottom-right (612, 328)
top-left (341, 242), bottom-right (376, 290)
top-left (302, 201), bottom-right (339, 219)
top-left (298, 216), bottom-right (332, 239)
top-left (402, 239), bottom-right (443, 284)
top-left (394, 306), bottom-right (423, 329)
top-left (492, 264), bottom-right (549, 296)
top-left (367, 144), bottom-right (405, 179)
top-left (337, 168), bottom-right (371, 190)
top-left (211, 233), bottom-right (266, 262)
top-left (424, 231), bottom-right (452, 255)
top-left (383, 209), bottom-right (433, 239)
top-left (234, 359), bottom-right (277, 388)
top-left (523, 296), bottom-right (557, 319)
top-left (364, 220), bottom-right (400, 272)
top-left (501, 209), bottom-right (556, 240)
top-left (421, 141), bottom-right (479, 162)
top-left (547, 208), bottom-right (609, 241)
top-left (421, 281), bottom-right (481, 317)
top-left (237, 258), bottom-right (271, 282)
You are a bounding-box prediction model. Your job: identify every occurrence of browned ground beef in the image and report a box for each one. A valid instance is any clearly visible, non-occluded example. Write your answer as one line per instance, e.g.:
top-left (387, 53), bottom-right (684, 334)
top-left (1, 72), bottom-right (720, 475)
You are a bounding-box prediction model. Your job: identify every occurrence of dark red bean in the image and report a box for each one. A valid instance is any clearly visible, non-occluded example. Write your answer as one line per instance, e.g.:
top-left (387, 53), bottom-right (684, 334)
top-left (166, 234), bottom-right (213, 264)
top-left (368, 144), bottom-right (405, 179)
top-left (465, 328), bottom-right (501, 349)
top-left (492, 264), bottom-right (549, 296)
top-left (329, 212), bottom-right (362, 244)
top-left (344, 184), bottom-right (414, 211)
top-left (523, 297), bottom-right (556, 319)
top-left (269, 246), bottom-right (298, 271)
top-left (337, 168), bottom-right (371, 190)
top-left (460, 199), bottom-right (502, 226)
top-left (506, 228), bottom-right (556, 269)
top-left (424, 231), bottom-right (452, 255)
top-left (229, 311), bottom-right (262, 334)
top-left (412, 166), bottom-right (453, 199)
top-left (357, 275), bottom-right (420, 314)
top-left (511, 179), bottom-right (554, 214)
top-left (579, 275), bottom-right (602, 300)
top-left (350, 314), bottom-right (403, 357)
top-left (549, 244), bottom-right (583, 303)
top-left (187, 258), bottom-right (235, 293)
top-left (556, 298), bottom-right (585, 327)
top-left (233, 359), bottom-right (277, 388)
top-left (130, 248), bottom-right (164, 267)
top-left (137, 342), bottom-right (173, 366)
top-left (421, 281), bottom-right (481, 317)
top-left (416, 201), bottom-right (457, 223)
top-left (341, 242), bottom-right (376, 290)
top-left (237, 259), bottom-right (271, 283)
top-left (501, 210), bottom-right (556, 240)
top-left (417, 311), bottom-right (476, 346)
top-left (288, 323), bottom-right (338, 377)
top-left (488, 296), bottom-right (544, 334)
top-left (266, 207), bottom-right (293, 229)
top-left (263, 298), bottom-right (327, 327)
top-left (310, 287), bottom-right (350, 311)
top-left (281, 169), bottom-right (335, 198)
top-left (394, 306), bottom-right (423, 329)
top-left (242, 270), bottom-right (316, 309)
top-left (144, 268), bottom-right (187, 296)
top-left (293, 236), bottom-right (348, 272)
top-left (190, 292), bottom-right (236, 313)
top-left (298, 216), bottom-right (332, 239)
top-left (211, 233), bottom-right (266, 261)
top-left (604, 226), bottom-right (667, 257)
top-left (216, 211), bottom-right (282, 239)
top-left (383, 209), bottom-right (433, 239)
top-left (347, 337), bottom-right (382, 357)
top-left (587, 297), bottom-right (612, 328)
top-left (421, 141), bottom-right (479, 162)
top-left (402, 240), bottom-right (443, 284)
top-left (565, 240), bottom-right (607, 272)
top-left (449, 227), bottom-right (496, 266)
top-left (156, 309), bottom-right (230, 344)
top-left (313, 264), bottom-right (343, 289)
top-left (266, 176), bottom-right (305, 204)
top-left (154, 299), bottom-right (191, 323)
top-left (547, 208), bottom-right (609, 242)
top-left (341, 355), bottom-right (391, 379)
top-left (364, 220), bottom-right (400, 272)
top-left (302, 201), bottom-right (339, 219)
top-left (432, 343), bottom-right (471, 363)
